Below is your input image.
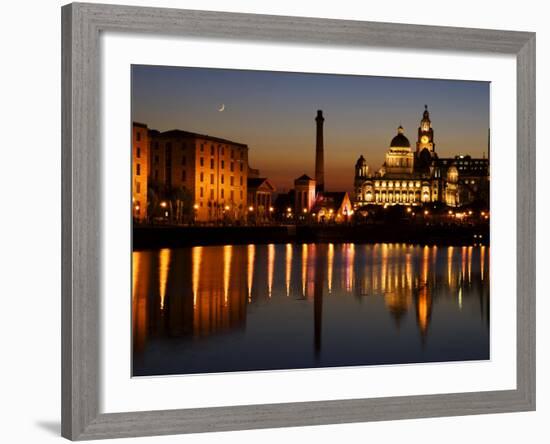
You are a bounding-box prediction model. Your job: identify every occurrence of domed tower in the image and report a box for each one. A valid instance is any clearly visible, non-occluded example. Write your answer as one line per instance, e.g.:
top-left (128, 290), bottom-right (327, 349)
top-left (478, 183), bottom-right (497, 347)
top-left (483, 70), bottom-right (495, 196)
top-left (416, 104), bottom-right (435, 155)
top-left (385, 125), bottom-right (414, 175)
top-left (391, 125), bottom-right (411, 149)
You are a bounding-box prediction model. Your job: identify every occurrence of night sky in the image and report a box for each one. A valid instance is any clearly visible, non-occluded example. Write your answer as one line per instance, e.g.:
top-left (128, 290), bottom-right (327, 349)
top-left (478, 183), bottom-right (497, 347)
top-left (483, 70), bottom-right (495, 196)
top-left (132, 65), bottom-right (489, 193)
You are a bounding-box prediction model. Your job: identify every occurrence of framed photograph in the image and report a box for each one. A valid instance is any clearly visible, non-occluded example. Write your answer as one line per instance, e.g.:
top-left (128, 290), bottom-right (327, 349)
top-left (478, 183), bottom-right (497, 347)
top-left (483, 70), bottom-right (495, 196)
top-left (61, 2), bottom-right (535, 440)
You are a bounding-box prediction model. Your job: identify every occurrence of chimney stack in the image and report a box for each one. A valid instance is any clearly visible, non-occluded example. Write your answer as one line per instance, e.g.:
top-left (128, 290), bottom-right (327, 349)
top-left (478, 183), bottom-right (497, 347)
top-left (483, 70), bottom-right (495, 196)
top-left (315, 110), bottom-right (325, 194)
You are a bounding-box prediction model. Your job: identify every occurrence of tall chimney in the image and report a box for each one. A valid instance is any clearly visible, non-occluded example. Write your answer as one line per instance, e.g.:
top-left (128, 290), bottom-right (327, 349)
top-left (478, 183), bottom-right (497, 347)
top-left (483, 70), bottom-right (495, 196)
top-left (315, 110), bottom-right (325, 194)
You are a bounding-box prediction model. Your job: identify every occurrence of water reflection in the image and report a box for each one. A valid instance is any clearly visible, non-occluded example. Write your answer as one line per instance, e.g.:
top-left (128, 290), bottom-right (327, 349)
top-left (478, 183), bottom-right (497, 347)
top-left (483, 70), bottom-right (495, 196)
top-left (133, 243), bottom-right (490, 376)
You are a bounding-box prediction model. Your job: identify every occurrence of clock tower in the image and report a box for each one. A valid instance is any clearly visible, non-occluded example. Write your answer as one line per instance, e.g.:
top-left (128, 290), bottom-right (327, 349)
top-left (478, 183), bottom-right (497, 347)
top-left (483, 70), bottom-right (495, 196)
top-left (416, 104), bottom-right (435, 155)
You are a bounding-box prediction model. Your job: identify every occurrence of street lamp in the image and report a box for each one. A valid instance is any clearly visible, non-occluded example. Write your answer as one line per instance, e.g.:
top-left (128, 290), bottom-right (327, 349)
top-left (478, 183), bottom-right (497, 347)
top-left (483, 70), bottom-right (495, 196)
top-left (160, 201), bottom-right (167, 208)
top-left (248, 206), bottom-right (254, 212)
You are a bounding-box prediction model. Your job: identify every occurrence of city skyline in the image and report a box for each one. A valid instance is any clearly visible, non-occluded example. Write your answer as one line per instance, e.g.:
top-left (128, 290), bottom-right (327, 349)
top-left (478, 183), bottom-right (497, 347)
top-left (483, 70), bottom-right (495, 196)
top-left (132, 65), bottom-right (490, 193)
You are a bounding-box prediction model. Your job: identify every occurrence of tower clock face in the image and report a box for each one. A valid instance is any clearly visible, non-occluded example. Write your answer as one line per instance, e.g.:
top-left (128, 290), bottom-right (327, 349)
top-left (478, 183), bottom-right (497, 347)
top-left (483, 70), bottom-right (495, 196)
top-left (421, 135), bottom-right (429, 144)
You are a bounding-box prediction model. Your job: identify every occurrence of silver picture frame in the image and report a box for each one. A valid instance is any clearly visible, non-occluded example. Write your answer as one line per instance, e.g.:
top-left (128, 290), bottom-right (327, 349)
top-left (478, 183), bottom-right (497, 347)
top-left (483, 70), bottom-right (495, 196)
top-left (61, 2), bottom-right (536, 440)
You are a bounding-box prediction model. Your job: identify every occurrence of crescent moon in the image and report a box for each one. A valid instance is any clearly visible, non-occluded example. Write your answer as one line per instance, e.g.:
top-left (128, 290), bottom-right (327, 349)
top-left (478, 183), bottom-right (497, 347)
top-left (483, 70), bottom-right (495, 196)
top-left (218, 103), bottom-right (225, 112)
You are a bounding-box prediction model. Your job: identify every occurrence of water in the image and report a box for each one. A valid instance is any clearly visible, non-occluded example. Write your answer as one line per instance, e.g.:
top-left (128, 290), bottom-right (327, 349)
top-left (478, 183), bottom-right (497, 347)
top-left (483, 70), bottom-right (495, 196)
top-left (132, 243), bottom-right (489, 376)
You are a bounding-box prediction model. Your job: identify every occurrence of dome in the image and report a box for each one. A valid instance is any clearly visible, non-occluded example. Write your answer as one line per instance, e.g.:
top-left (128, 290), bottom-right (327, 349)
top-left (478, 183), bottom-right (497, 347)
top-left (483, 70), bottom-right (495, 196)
top-left (390, 126), bottom-right (410, 148)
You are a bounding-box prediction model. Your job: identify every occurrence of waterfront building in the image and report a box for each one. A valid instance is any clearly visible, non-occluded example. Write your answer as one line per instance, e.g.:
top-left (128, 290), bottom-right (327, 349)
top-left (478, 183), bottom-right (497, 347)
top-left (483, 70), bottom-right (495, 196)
top-left (147, 128), bottom-right (249, 222)
top-left (294, 174), bottom-right (317, 215)
top-left (132, 122), bottom-right (149, 222)
top-left (247, 177), bottom-right (276, 222)
top-left (354, 105), bottom-right (489, 208)
top-left (311, 192), bottom-right (353, 223)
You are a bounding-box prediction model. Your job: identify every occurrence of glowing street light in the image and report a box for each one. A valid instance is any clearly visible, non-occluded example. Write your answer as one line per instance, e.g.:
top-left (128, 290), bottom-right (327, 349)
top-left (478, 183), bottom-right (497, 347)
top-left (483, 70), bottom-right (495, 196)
top-left (160, 201), bottom-right (167, 208)
top-left (193, 203), bottom-right (199, 210)
top-left (248, 206), bottom-right (254, 212)
top-left (269, 206), bottom-right (274, 212)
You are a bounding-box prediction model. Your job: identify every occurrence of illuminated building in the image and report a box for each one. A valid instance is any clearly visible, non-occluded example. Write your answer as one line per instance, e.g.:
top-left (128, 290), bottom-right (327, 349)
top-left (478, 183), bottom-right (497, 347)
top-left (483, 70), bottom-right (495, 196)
top-left (146, 128), bottom-right (249, 222)
top-left (132, 122), bottom-right (149, 221)
top-left (311, 192), bottom-right (353, 222)
top-left (294, 174), bottom-right (316, 215)
top-left (247, 178), bottom-right (276, 222)
top-left (354, 105), bottom-right (489, 208)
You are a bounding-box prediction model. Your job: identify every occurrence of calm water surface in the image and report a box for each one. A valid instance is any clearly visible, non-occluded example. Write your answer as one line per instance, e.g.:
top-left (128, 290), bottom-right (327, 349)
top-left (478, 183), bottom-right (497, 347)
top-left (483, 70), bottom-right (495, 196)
top-left (132, 243), bottom-right (489, 376)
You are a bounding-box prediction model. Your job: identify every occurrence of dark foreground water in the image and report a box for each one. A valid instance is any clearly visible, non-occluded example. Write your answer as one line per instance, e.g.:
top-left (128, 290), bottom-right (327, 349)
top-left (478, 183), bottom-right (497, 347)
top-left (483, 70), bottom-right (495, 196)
top-left (132, 243), bottom-right (489, 376)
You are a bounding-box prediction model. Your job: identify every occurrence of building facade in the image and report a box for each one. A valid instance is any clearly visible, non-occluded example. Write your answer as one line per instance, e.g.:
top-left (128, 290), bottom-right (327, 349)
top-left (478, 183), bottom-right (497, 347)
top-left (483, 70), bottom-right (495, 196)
top-left (294, 174), bottom-right (317, 215)
top-left (132, 122), bottom-right (149, 222)
top-left (311, 192), bottom-right (353, 223)
top-left (354, 106), bottom-right (489, 208)
top-left (147, 128), bottom-right (249, 223)
top-left (247, 178), bottom-right (276, 222)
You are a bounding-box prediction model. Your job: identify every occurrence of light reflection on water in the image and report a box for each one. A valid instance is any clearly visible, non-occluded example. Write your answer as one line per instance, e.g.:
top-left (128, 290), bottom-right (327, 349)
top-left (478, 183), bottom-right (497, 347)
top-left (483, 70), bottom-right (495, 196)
top-left (132, 243), bottom-right (490, 376)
